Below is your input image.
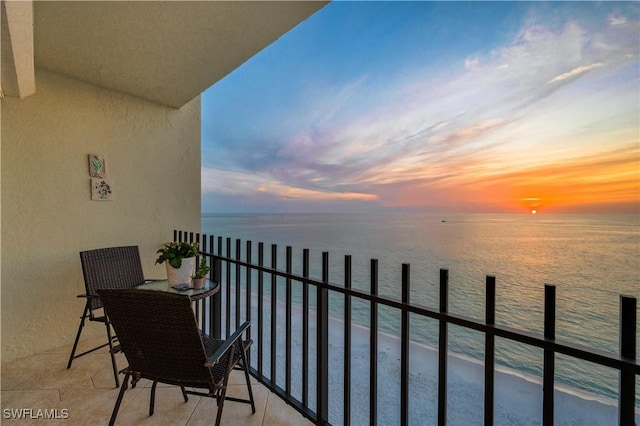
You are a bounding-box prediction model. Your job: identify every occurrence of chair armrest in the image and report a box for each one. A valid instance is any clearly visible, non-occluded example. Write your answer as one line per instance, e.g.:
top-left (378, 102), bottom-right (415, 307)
top-left (205, 321), bottom-right (250, 367)
top-left (76, 294), bottom-right (100, 300)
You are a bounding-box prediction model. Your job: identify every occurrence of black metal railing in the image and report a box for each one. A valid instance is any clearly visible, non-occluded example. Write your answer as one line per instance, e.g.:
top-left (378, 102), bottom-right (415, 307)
top-left (175, 230), bottom-right (639, 426)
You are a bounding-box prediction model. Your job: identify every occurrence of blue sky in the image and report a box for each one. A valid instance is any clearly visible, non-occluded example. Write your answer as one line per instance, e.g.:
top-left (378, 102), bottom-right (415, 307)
top-left (201, 1), bottom-right (639, 214)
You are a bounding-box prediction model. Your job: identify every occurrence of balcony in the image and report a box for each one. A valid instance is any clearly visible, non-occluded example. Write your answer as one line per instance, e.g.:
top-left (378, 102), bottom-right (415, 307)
top-left (1, 228), bottom-right (638, 425)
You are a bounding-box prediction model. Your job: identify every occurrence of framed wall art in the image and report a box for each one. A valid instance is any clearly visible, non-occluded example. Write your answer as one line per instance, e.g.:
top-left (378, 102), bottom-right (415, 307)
top-left (91, 178), bottom-right (113, 201)
top-left (89, 154), bottom-right (106, 177)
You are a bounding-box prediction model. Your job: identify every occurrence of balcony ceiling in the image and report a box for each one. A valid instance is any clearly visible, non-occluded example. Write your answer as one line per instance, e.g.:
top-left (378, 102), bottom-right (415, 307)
top-left (31, 1), bottom-right (327, 108)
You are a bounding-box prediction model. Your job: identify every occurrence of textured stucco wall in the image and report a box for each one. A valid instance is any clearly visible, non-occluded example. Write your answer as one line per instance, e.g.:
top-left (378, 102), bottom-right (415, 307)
top-left (0, 70), bottom-right (201, 361)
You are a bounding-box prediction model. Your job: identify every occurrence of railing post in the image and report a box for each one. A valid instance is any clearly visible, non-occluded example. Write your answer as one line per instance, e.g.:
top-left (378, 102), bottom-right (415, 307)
top-left (270, 244), bottom-right (278, 385)
top-left (194, 233), bottom-right (203, 328)
top-left (619, 295), bottom-right (636, 425)
top-left (257, 242), bottom-right (264, 377)
top-left (438, 268), bottom-right (448, 426)
top-left (401, 264), bottom-right (410, 426)
top-left (285, 246), bottom-right (293, 396)
top-left (210, 235), bottom-right (222, 339)
top-left (317, 252), bottom-right (330, 425)
top-left (235, 239), bottom-right (241, 331)
top-left (225, 238), bottom-right (231, 338)
top-left (370, 259), bottom-right (379, 426)
top-left (484, 275), bottom-right (496, 426)
top-left (245, 240), bottom-right (252, 366)
top-left (543, 284), bottom-right (556, 426)
top-left (344, 255), bottom-right (352, 426)
top-left (302, 249), bottom-right (310, 407)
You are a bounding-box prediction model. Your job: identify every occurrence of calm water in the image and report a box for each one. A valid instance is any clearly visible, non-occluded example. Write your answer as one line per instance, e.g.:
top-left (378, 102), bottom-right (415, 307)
top-left (201, 213), bottom-right (639, 409)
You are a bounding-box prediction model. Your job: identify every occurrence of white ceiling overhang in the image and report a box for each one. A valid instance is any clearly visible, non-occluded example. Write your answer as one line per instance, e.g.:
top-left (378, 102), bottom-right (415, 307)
top-left (2, 1), bottom-right (327, 108)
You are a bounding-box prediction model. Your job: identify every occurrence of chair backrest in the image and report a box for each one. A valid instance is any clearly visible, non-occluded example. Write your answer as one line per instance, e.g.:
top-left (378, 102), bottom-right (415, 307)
top-left (80, 246), bottom-right (146, 311)
top-left (98, 289), bottom-right (213, 386)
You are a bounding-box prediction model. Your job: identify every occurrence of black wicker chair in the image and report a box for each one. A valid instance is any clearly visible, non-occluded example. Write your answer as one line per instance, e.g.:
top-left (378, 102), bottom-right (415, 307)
top-left (98, 288), bottom-right (256, 426)
top-left (66, 246), bottom-right (150, 387)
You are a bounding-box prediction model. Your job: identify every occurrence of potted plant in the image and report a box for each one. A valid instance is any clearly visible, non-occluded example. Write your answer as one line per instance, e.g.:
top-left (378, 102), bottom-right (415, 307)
top-left (191, 257), bottom-right (210, 289)
top-left (155, 241), bottom-right (199, 285)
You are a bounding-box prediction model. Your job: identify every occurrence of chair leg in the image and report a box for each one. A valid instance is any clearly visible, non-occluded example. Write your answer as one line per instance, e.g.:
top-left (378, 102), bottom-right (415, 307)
top-left (66, 305), bottom-right (90, 369)
top-left (215, 386), bottom-right (228, 426)
top-left (150, 384), bottom-right (187, 416)
top-left (105, 322), bottom-right (120, 388)
top-left (149, 381), bottom-right (158, 416)
top-left (109, 372), bottom-right (130, 426)
top-left (215, 343), bottom-right (238, 426)
top-left (241, 349), bottom-right (256, 413)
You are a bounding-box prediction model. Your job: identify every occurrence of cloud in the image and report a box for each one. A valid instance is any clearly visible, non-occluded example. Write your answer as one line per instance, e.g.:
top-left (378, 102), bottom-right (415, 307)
top-left (202, 167), bottom-right (377, 202)
top-left (549, 62), bottom-right (604, 83)
top-left (257, 182), bottom-right (377, 201)
top-left (442, 118), bottom-right (508, 146)
top-left (609, 14), bottom-right (627, 26)
top-left (464, 56), bottom-right (480, 69)
top-left (201, 167), bottom-right (266, 196)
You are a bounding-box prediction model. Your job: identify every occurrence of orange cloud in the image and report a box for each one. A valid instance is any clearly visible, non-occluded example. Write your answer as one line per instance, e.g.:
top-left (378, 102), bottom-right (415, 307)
top-left (258, 182), bottom-right (378, 201)
top-left (380, 143), bottom-right (639, 213)
top-left (503, 148), bottom-right (638, 212)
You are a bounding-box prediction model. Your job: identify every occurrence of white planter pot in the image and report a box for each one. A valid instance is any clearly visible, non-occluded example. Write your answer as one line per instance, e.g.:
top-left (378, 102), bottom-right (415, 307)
top-left (165, 257), bottom-right (195, 285)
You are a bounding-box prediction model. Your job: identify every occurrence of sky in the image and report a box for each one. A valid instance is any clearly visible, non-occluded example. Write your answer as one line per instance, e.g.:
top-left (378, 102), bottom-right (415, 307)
top-left (201, 1), bottom-right (639, 214)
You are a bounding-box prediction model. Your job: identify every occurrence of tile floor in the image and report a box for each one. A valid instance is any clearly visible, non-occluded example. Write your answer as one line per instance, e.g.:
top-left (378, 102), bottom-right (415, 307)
top-left (1, 337), bottom-right (313, 425)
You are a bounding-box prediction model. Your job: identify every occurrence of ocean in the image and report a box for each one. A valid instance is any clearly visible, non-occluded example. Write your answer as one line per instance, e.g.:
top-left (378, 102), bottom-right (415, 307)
top-left (201, 212), bottom-right (639, 421)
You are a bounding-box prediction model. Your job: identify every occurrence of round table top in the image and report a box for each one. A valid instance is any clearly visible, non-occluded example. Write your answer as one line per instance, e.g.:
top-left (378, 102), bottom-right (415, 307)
top-left (135, 279), bottom-right (219, 301)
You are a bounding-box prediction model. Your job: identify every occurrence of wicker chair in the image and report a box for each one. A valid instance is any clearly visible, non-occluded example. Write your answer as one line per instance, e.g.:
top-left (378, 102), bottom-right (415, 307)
top-left (66, 246), bottom-right (150, 387)
top-left (98, 288), bottom-right (256, 426)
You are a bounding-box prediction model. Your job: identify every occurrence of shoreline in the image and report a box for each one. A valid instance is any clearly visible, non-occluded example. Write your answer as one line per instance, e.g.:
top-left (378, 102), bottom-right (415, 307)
top-left (354, 321), bottom-right (624, 410)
